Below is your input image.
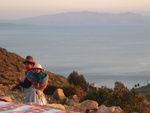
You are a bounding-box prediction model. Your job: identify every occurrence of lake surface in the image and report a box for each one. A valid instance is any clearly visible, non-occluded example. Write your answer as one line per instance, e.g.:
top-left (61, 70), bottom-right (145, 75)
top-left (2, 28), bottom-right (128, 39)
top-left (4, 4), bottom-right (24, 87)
top-left (0, 24), bottom-right (150, 89)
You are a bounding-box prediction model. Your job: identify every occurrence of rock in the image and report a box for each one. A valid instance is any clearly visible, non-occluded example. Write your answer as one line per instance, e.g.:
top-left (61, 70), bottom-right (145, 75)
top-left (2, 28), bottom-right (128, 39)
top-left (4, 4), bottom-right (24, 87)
top-left (108, 106), bottom-right (124, 113)
top-left (89, 82), bottom-right (99, 91)
top-left (0, 96), bottom-right (12, 102)
top-left (97, 105), bottom-right (110, 113)
top-left (70, 94), bottom-right (78, 99)
top-left (53, 88), bottom-right (67, 100)
top-left (45, 103), bottom-right (66, 110)
top-left (0, 90), bottom-right (5, 96)
top-left (64, 105), bottom-right (77, 112)
top-left (97, 105), bottom-right (124, 113)
top-left (80, 100), bottom-right (98, 110)
top-left (70, 100), bottom-right (98, 112)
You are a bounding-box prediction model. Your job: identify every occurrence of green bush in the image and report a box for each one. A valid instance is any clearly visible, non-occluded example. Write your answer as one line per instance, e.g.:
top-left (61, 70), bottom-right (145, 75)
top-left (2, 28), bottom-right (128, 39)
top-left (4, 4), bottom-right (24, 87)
top-left (63, 85), bottom-right (76, 97)
top-left (68, 71), bottom-right (88, 87)
top-left (63, 84), bottom-right (87, 97)
top-left (81, 81), bottom-right (147, 113)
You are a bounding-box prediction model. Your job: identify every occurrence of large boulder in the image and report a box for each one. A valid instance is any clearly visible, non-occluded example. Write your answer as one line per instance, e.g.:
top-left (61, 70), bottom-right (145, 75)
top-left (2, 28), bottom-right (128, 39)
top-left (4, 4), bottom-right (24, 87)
top-left (80, 100), bottom-right (98, 110)
top-left (69, 100), bottom-right (98, 112)
top-left (53, 88), bottom-right (67, 100)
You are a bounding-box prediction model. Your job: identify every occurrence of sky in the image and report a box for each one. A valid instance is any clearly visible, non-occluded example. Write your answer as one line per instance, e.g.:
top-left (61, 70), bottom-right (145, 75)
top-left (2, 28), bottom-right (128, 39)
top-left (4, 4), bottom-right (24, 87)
top-left (0, 0), bottom-right (150, 19)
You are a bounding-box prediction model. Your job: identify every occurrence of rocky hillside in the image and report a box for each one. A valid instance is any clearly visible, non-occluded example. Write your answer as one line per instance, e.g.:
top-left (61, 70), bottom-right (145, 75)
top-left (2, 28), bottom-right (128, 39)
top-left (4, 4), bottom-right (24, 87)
top-left (0, 47), bottom-right (24, 87)
top-left (0, 47), bottom-right (70, 91)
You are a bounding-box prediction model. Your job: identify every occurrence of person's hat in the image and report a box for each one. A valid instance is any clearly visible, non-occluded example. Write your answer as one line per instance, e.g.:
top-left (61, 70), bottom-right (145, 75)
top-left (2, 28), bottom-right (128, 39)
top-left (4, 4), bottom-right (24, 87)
top-left (32, 64), bottom-right (44, 70)
top-left (23, 56), bottom-right (35, 64)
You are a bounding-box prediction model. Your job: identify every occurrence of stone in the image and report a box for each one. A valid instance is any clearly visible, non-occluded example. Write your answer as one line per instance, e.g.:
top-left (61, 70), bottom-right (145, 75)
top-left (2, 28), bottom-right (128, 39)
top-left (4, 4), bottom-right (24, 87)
top-left (0, 90), bottom-right (5, 96)
top-left (80, 100), bottom-right (98, 110)
top-left (97, 105), bottom-right (110, 113)
top-left (64, 105), bottom-right (76, 112)
top-left (70, 100), bottom-right (98, 112)
top-left (53, 88), bottom-right (67, 100)
top-left (108, 106), bottom-right (124, 113)
top-left (89, 82), bottom-right (99, 91)
top-left (45, 103), bottom-right (66, 110)
top-left (0, 96), bottom-right (12, 102)
top-left (70, 94), bottom-right (78, 99)
top-left (97, 105), bottom-right (124, 113)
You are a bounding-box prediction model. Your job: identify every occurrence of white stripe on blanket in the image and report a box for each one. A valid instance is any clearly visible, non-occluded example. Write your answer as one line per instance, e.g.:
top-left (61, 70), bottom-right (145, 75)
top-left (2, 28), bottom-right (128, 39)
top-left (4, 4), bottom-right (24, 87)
top-left (0, 101), bottom-right (10, 106)
top-left (1, 105), bottom-right (32, 113)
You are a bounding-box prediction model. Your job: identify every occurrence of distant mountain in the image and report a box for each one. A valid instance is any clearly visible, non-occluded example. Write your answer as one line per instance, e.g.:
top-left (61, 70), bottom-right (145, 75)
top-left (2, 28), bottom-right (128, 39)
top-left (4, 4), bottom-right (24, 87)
top-left (0, 11), bottom-right (150, 25)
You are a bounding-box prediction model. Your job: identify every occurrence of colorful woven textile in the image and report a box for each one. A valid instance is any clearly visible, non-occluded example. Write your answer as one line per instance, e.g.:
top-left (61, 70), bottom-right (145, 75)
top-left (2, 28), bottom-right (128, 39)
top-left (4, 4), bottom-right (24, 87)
top-left (0, 101), bottom-right (75, 113)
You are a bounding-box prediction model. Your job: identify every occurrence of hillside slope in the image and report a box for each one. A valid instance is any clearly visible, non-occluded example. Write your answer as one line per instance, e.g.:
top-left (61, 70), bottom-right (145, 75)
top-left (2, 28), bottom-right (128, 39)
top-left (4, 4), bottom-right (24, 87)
top-left (0, 47), bottom-right (70, 90)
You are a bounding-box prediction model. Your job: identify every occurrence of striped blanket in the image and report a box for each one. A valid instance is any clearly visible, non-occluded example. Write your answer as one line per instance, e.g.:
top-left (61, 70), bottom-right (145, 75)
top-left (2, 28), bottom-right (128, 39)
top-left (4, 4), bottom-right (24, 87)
top-left (0, 101), bottom-right (74, 113)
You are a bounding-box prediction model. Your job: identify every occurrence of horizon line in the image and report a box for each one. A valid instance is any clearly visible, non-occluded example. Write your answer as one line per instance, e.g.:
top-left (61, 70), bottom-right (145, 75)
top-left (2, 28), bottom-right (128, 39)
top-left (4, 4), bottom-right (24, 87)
top-left (0, 10), bottom-right (149, 20)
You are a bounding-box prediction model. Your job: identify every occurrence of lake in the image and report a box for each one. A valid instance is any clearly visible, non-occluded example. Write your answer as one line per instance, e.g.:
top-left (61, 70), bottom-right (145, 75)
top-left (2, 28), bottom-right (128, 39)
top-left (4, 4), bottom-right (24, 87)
top-left (0, 24), bottom-right (150, 89)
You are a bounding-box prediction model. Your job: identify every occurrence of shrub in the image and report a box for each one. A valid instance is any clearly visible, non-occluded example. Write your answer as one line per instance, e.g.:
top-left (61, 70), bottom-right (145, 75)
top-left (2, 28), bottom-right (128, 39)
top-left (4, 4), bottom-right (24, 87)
top-left (44, 85), bottom-right (58, 95)
top-left (74, 85), bottom-right (87, 97)
top-left (67, 71), bottom-right (88, 91)
top-left (81, 81), bottom-right (147, 113)
top-left (63, 85), bottom-right (76, 97)
top-left (59, 98), bottom-right (69, 105)
top-left (63, 84), bottom-right (87, 97)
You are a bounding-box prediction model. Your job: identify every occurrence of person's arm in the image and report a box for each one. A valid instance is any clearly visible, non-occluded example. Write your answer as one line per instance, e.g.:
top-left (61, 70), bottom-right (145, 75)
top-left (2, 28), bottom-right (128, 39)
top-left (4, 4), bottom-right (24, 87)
top-left (19, 77), bottom-right (32, 88)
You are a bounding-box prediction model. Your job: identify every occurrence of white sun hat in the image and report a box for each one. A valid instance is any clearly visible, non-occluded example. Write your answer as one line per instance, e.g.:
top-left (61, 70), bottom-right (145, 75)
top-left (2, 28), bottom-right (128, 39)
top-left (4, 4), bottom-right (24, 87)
top-left (32, 64), bottom-right (44, 70)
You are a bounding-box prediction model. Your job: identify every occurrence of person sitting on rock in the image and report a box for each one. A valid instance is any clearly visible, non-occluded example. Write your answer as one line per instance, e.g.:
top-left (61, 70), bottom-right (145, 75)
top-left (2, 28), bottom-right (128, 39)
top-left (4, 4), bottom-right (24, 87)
top-left (17, 56), bottom-right (48, 105)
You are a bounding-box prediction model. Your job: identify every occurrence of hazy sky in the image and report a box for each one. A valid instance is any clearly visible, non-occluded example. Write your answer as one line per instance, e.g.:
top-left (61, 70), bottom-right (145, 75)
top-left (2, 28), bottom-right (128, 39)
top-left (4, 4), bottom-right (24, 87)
top-left (0, 0), bottom-right (150, 19)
